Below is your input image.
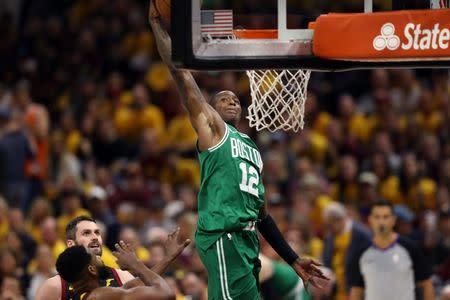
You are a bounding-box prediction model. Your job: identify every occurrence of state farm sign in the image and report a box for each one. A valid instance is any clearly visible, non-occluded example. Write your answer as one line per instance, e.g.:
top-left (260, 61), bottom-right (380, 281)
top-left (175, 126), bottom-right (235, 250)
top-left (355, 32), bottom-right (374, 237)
top-left (313, 9), bottom-right (450, 61)
top-left (374, 22), bottom-right (450, 51)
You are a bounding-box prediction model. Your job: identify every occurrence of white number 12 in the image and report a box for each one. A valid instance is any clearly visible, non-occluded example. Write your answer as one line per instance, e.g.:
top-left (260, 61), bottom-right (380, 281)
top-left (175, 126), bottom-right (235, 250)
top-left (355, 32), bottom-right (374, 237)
top-left (239, 162), bottom-right (259, 197)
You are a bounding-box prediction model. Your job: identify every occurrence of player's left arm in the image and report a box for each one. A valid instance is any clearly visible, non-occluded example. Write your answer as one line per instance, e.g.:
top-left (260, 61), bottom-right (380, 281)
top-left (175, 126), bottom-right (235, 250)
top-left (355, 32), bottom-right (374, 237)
top-left (257, 205), bottom-right (328, 288)
top-left (418, 279), bottom-right (434, 300)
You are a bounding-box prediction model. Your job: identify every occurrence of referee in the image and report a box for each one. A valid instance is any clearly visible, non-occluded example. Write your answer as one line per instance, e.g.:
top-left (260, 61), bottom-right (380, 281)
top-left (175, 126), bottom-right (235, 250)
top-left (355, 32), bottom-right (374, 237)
top-left (349, 199), bottom-right (434, 300)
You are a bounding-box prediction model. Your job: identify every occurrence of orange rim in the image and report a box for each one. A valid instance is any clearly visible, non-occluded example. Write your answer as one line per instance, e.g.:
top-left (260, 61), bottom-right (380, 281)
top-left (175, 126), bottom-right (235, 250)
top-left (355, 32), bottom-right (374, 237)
top-left (233, 29), bottom-right (278, 39)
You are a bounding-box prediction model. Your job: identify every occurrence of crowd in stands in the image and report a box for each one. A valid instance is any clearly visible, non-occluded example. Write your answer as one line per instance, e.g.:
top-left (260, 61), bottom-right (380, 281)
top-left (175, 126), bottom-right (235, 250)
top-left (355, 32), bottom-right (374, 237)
top-left (0, 0), bottom-right (449, 299)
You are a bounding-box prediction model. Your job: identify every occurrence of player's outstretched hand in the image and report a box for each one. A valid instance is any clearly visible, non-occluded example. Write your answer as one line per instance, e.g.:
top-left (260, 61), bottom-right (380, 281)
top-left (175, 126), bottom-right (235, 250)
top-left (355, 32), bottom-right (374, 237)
top-left (165, 227), bottom-right (191, 260)
top-left (113, 240), bottom-right (141, 272)
top-left (292, 257), bottom-right (329, 290)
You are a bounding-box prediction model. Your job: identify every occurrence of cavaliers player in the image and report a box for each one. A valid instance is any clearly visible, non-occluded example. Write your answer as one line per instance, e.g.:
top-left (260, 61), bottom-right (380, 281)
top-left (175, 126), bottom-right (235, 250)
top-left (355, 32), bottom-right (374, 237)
top-left (36, 216), bottom-right (188, 299)
top-left (55, 237), bottom-right (187, 300)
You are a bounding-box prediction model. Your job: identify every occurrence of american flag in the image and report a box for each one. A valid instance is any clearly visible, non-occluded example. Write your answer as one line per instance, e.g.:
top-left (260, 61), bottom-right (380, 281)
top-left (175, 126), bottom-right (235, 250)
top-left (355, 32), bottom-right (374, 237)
top-left (201, 10), bottom-right (234, 37)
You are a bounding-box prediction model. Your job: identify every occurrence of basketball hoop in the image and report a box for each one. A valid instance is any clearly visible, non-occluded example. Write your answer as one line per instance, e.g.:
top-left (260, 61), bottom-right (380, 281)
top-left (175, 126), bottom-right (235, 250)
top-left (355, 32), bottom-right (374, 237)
top-left (234, 29), bottom-right (311, 132)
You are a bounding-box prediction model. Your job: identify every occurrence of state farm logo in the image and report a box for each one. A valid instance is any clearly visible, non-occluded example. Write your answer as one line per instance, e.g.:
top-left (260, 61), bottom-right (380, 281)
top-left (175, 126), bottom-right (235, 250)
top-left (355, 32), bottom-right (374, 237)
top-left (373, 23), bottom-right (400, 50)
top-left (373, 22), bottom-right (450, 51)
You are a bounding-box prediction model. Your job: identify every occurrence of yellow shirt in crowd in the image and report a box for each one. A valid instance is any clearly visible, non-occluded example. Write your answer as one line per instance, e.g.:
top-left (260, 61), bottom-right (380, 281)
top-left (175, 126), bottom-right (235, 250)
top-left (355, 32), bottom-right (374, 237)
top-left (0, 219), bottom-right (9, 242)
top-left (332, 229), bottom-right (352, 300)
top-left (379, 176), bottom-right (436, 211)
top-left (162, 115), bottom-right (197, 151)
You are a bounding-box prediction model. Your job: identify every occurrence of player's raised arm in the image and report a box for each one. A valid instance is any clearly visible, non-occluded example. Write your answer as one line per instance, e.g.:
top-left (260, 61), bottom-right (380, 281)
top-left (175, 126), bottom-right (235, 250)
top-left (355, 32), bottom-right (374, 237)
top-left (121, 228), bottom-right (191, 289)
top-left (148, 0), bottom-right (225, 150)
top-left (113, 241), bottom-right (172, 294)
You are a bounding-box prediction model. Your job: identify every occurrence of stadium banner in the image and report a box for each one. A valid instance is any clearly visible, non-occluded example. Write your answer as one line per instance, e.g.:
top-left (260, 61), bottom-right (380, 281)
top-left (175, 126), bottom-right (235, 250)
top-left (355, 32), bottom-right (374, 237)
top-left (313, 9), bottom-right (450, 61)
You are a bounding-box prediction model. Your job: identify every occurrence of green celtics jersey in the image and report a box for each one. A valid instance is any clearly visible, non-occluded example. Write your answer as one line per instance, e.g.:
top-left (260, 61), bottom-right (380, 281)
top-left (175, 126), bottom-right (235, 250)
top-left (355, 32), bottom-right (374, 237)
top-left (195, 123), bottom-right (265, 250)
top-left (270, 261), bottom-right (311, 300)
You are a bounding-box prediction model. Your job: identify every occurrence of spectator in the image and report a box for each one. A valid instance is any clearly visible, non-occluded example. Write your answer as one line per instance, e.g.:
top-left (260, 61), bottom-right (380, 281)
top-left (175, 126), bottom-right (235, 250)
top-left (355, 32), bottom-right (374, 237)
top-left (298, 173), bottom-right (333, 234)
top-left (177, 185), bottom-right (198, 213)
top-left (398, 152), bottom-right (437, 211)
top-left (48, 131), bottom-right (82, 191)
top-left (163, 276), bottom-right (187, 300)
top-left (393, 205), bottom-right (417, 240)
top-left (146, 240), bottom-right (166, 269)
top-left (160, 100), bottom-right (197, 156)
top-left (85, 185), bottom-right (116, 228)
top-left (0, 107), bottom-right (34, 209)
top-left (118, 226), bottom-right (150, 263)
top-left (56, 190), bottom-right (91, 238)
top-left (12, 79), bottom-right (50, 213)
top-left (0, 248), bottom-right (28, 296)
top-left (337, 93), bottom-right (369, 142)
top-left (4, 230), bottom-right (34, 273)
top-left (39, 217), bottom-right (65, 261)
top-left (159, 148), bottom-right (200, 187)
top-left (0, 275), bottom-right (25, 300)
top-left (330, 155), bottom-right (359, 204)
top-left (180, 272), bottom-right (207, 300)
top-left (25, 198), bottom-right (53, 242)
top-left (293, 218), bottom-right (324, 261)
top-left (419, 133), bottom-right (441, 181)
top-left (134, 82), bottom-right (165, 138)
top-left (92, 118), bottom-right (132, 166)
top-left (372, 130), bottom-right (401, 173)
top-left (357, 171), bottom-right (379, 218)
top-left (26, 245), bottom-right (55, 300)
top-left (322, 202), bottom-right (371, 300)
top-left (139, 128), bottom-right (164, 182)
top-left (107, 162), bottom-right (154, 212)
top-left (368, 152), bottom-right (401, 205)
top-left (5, 211), bottom-right (37, 272)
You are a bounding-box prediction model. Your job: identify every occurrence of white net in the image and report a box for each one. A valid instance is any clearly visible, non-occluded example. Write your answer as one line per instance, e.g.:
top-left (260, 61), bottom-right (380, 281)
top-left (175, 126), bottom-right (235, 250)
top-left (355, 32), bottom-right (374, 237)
top-left (246, 69), bottom-right (311, 132)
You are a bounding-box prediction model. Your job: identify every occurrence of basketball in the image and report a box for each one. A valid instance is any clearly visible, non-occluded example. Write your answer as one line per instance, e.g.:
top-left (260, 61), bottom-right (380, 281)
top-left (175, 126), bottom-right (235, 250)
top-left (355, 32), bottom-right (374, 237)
top-left (155, 0), bottom-right (171, 19)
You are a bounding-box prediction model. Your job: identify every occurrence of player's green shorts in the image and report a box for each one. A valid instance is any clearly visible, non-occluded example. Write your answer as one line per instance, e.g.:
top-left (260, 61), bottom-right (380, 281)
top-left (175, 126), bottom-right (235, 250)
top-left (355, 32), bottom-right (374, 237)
top-left (196, 229), bottom-right (261, 300)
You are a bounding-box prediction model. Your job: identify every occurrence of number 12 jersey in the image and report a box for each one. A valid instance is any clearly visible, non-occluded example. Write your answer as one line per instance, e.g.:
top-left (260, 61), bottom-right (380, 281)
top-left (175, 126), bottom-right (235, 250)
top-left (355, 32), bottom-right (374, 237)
top-left (195, 123), bottom-right (265, 250)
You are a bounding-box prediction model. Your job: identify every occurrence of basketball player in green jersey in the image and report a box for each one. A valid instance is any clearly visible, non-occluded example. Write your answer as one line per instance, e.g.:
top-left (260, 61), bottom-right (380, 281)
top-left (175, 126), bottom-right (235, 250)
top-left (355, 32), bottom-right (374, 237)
top-left (149, 2), bottom-right (327, 299)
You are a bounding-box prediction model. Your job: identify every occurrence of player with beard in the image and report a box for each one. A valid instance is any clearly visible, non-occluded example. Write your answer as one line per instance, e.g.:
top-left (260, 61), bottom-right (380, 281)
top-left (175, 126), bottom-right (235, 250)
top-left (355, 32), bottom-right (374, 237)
top-left (36, 216), bottom-right (188, 300)
top-left (55, 241), bottom-right (176, 300)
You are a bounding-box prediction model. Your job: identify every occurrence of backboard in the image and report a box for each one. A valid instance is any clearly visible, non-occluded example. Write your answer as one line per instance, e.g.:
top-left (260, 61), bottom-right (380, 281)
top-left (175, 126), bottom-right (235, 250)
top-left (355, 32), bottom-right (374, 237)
top-left (171, 0), bottom-right (450, 71)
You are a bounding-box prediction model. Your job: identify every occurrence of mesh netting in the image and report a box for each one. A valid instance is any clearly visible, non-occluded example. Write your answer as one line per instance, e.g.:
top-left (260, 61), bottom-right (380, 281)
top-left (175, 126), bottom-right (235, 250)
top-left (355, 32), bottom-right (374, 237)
top-left (246, 69), bottom-right (311, 132)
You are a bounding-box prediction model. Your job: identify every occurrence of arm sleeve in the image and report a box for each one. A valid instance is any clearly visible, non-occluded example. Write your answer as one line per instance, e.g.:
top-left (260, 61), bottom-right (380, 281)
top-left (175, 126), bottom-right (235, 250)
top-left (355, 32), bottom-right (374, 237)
top-left (257, 214), bottom-right (298, 265)
top-left (399, 238), bottom-right (432, 282)
top-left (348, 246), bottom-right (366, 288)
